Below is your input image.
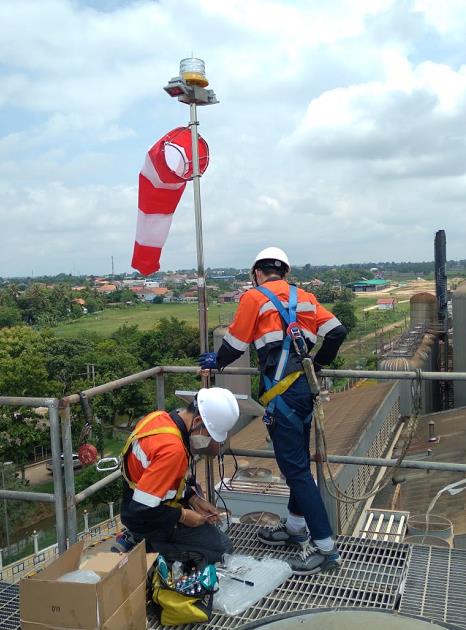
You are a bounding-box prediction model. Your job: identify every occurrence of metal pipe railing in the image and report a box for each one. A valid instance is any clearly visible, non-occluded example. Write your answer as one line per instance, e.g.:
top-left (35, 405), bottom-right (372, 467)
top-left (319, 369), bottom-right (466, 381)
top-left (1, 364), bottom-right (466, 560)
top-left (75, 470), bottom-right (121, 504)
top-left (0, 489), bottom-right (55, 503)
top-left (62, 366), bottom-right (164, 404)
top-left (0, 396), bottom-right (67, 554)
top-left (229, 448), bottom-right (466, 474)
top-left (60, 403), bottom-right (77, 544)
top-left (48, 402), bottom-right (67, 554)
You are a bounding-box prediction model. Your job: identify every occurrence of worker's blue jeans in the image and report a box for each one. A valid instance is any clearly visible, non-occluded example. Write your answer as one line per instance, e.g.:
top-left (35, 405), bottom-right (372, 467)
top-left (268, 375), bottom-right (333, 541)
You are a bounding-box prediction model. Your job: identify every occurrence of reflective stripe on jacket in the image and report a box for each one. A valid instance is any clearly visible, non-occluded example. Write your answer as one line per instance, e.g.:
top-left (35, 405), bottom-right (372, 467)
top-left (122, 410), bottom-right (188, 509)
top-left (222, 280), bottom-right (342, 376)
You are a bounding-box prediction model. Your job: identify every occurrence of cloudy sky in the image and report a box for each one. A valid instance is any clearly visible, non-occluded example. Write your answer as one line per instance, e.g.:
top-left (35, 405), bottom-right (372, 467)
top-left (1, 0), bottom-right (466, 276)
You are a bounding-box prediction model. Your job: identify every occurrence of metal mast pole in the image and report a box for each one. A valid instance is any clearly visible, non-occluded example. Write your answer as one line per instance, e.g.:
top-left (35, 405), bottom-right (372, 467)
top-left (189, 102), bottom-right (209, 355)
top-left (189, 101), bottom-right (215, 502)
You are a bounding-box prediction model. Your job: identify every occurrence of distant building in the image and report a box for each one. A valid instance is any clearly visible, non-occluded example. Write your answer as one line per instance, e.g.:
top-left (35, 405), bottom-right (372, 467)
top-left (377, 297), bottom-right (396, 310)
top-left (130, 286), bottom-right (172, 302)
top-left (181, 290), bottom-right (198, 302)
top-left (349, 279), bottom-right (390, 292)
top-left (96, 283), bottom-right (117, 294)
top-left (72, 297), bottom-right (87, 313)
top-left (302, 279), bottom-right (324, 288)
top-left (218, 291), bottom-right (242, 303)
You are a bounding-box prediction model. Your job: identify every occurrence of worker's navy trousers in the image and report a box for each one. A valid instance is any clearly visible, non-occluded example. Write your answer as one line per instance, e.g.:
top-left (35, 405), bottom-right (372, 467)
top-left (268, 375), bottom-right (333, 541)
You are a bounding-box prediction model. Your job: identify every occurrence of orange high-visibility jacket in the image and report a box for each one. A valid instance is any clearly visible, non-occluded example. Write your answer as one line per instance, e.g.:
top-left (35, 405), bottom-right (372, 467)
top-left (217, 280), bottom-right (345, 379)
top-left (123, 411), bottom-right (188, 508)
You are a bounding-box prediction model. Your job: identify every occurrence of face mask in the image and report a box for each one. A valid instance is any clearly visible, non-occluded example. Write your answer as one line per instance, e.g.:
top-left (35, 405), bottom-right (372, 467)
top-left (189, 434), bottom-right (212, 451)
top-left (189, 433), bottom-right (221, 456)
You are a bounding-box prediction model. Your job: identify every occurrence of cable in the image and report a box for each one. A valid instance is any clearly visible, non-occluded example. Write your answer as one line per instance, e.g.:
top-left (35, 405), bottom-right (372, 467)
top-left (214, 453), bottom-right (231, 532)
top-left (313, 367), bottom-right (423, 504)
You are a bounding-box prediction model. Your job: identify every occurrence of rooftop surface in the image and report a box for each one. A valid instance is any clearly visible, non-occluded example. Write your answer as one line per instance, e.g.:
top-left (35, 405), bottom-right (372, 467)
top-left (372, 405), bottom-right (466, 537)
top-left (225, 380), bottom-right (393, 479)
top-left (4, 526), bottom-right (466, 630)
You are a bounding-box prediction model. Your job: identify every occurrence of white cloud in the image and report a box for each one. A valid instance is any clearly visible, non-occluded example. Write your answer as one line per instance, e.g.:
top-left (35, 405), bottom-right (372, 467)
top-left (1, 0), bottom-right (466, 276)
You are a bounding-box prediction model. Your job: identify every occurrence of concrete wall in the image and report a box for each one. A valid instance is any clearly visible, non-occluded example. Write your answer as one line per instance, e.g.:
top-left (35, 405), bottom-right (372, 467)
top-left (213, 325), bottom-right (254, 434)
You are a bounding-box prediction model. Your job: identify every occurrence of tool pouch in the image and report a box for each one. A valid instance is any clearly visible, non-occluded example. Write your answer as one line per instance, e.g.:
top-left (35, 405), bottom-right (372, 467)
top-left (147, 552), bottom-right (218, 626)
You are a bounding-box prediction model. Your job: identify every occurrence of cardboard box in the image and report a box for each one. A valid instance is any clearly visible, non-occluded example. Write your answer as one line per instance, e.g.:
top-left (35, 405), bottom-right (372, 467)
top-left (20, 541), bottom-right (147, 630)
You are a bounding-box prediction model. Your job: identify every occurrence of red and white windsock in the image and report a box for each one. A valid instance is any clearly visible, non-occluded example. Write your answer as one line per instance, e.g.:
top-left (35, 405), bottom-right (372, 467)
top-left (131, 126), bottom-right (209, 275)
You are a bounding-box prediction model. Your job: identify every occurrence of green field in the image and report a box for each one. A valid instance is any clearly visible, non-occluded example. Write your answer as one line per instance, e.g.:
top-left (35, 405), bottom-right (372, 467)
top-left (53, 303), bottom-right (240, 337)
top-left (53, 298), bottom-right (386, 338)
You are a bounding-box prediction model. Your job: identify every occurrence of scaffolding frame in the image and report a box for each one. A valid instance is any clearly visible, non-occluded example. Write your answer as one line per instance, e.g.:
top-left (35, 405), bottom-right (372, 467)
top-left (2, 365), bottom-right (466, 555)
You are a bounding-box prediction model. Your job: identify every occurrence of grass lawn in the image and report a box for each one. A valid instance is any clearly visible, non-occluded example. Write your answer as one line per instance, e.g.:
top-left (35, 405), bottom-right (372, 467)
top-left (52, 298), bottom-right (385, 339)
top-left (53, 302), bottom-right (239, 338)
top-left (104, 436), bottom-right (127, 457)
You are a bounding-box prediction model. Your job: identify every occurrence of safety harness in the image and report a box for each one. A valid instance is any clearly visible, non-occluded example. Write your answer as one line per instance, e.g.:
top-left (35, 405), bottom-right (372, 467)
top-left (256, 284), bottom-right (311, 426)
top-left (121, 411), bottom-right (188, 508)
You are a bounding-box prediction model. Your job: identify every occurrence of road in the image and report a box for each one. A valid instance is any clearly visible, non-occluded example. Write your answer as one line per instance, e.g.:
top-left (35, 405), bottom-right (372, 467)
top-left (24, 461), bottom-right (51, 485)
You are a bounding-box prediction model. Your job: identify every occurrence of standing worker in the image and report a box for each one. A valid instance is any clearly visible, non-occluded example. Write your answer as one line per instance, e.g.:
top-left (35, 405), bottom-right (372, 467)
top-left (199, 247), bottom-right (347, 574)
top-left (119, 387), bottom-right (239, 563)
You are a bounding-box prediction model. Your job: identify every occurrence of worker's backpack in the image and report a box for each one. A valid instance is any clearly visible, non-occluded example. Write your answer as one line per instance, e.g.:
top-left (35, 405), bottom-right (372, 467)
top-left (147, 552), bottom-right (218, 626)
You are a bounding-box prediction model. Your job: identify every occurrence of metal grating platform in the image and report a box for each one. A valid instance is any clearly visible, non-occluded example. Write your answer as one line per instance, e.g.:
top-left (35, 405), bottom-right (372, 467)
top-left (0, 581), bottom-right (20, 630)
top-left (10, 524), bottom-right (466, 629)
top-left (149, 523), bottom-right (410, 629)
top-left (399, 544), bottom-right (466, 629)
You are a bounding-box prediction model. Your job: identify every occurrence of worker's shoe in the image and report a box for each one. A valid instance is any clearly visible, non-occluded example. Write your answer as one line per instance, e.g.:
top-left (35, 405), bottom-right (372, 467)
top-left (257, 518), bottom-right (309, 547)
top-left (288, 542), bottom-right (341, 575)
top-left (112, 530), bottom-right (137, 553)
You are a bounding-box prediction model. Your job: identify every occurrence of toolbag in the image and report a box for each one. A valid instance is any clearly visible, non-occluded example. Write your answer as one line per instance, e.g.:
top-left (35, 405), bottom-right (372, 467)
top-left (147, 551), bottom-right (218, 626)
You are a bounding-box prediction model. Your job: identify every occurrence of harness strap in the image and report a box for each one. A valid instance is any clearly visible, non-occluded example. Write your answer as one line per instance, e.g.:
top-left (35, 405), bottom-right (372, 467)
top-left (275, 394), bottom-right (312, 428)
top-left (256, 284), bottom-right (299, 384)
top-left (121, 412), bottom-right (187, 505)
top-left (121, 411), bottom-right (165, 457)
top-left (256, 285), bottom-right (310, 424)
top-left (259, 370), bottom-right (303, 407)
top-left (255, 285), bottom-right (292, 326)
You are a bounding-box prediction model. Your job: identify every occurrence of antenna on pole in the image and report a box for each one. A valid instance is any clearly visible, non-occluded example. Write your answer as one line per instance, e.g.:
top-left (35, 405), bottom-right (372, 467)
top-left (111, 256), bottom-right (114, 277)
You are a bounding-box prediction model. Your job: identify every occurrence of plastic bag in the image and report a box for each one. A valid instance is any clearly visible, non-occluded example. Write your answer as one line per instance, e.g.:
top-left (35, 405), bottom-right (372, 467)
top-left (213, 554), bottom-right (292, 616)
top-left (58, 570), bottom-right (101, 583)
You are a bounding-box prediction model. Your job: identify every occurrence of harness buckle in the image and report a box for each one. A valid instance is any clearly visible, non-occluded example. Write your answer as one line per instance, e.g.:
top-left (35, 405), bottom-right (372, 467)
top-left (263, 409), bottom-right (275, 427)
top-left (286, 323), bottom-right (307, 358)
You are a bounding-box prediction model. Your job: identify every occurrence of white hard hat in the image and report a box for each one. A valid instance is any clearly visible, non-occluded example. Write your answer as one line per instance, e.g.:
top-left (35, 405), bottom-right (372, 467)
top-left (197, 387), bottom-right (240, 442)
top-left (251, 247), bottom-right (290, 274)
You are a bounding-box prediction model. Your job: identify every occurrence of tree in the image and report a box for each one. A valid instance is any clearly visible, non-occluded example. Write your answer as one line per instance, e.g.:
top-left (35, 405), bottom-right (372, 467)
top-left (0, 326), bottom-right (54, 396)
top-left (0, 409), bottom-right (49, 480)
top-left (332, 301), bottom-right (357, 333)
top-left (338, 288), bottom-right (355, 302)
top-left (45, 335), bottom-right (97, 395)
top-left (0, 464), bottom-right (35, 546)
top-left (17, 284), bottom-right (50, 324)
top-left (80, 339), bottom-right (151, 423)
top-left (139, 317), bottom-right (200, 366)
top-left (0, 305), bottom-right (22, 327)
top-left (73, 466), bottom-right (122, 509)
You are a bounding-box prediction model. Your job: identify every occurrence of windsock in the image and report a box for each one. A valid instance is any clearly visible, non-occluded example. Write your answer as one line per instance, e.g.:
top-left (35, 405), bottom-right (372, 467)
top-left (131, 127), bottom-right (209, 276)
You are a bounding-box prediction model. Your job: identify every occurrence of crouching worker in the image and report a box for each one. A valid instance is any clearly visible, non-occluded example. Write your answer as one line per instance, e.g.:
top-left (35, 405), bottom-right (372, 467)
top-left (119, 387), bottom-right (240, 564)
